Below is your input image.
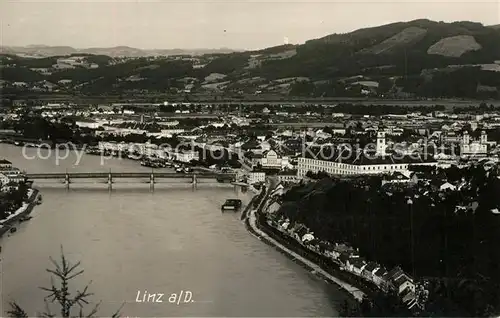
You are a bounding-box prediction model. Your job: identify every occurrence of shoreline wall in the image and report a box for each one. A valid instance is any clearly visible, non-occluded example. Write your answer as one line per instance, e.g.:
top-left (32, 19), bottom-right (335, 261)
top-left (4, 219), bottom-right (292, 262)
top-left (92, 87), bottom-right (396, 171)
top-left (0, 188), bottom-right (40, 238)
top-left (242, 184), bottom-right (366, 302)
top-left (245, 207), bottom-right (365, 302)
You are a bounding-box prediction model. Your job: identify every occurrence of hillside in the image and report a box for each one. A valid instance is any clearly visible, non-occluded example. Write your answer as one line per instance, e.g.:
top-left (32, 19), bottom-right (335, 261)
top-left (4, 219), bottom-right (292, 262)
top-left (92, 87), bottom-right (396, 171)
top-left (2, 19), bottom-right (500, 100)
top-left (0, 45), bottom-right (240, 58)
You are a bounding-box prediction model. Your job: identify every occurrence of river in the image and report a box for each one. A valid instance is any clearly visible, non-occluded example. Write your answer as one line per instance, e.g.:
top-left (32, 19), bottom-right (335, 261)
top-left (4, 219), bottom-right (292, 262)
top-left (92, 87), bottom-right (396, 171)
top-left (0, 144), bottom-right (349, 317)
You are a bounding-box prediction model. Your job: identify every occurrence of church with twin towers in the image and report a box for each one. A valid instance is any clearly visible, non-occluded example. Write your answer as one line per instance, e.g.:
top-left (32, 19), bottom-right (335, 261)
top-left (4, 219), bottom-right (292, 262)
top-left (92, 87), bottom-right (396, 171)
top-left (297, 131), bottom-right (437, 178)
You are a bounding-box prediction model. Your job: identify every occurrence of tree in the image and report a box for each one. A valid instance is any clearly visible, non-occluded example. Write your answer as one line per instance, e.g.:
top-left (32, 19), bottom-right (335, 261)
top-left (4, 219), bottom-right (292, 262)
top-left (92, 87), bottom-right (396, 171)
top-left (377, 78), bottom-right (394, 96)
top-left (8, 246), bottom-right (123, 318)
top-left (273, 165), bottom-right (500, 316)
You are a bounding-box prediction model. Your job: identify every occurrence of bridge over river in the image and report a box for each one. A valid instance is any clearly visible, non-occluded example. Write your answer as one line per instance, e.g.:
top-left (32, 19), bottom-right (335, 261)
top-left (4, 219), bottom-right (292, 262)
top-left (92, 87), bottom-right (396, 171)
top-left (25, 171), bottom-right (236, 189)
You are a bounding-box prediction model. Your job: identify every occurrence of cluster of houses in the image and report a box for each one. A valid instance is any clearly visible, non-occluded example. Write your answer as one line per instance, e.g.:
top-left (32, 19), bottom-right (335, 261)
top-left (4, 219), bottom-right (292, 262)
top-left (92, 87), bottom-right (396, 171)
top-left (5, 102), bottom-right (500, 189)
top-left (262, 184), bottom-right (428, 311)
top-left (95, 141), bottom-right (200, 163)
top-left (0, 159), bottom-right (25, 192)
top-left (94, 139), bottom-right (299, 185)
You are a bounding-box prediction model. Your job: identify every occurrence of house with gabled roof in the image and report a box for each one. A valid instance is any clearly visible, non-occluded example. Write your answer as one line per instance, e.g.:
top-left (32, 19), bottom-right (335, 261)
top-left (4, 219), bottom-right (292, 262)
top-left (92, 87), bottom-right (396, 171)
top-left (384, 266), bottom-right (415, 295)
top-left (331, 243), bottom-right (354, 260)
top-left (339, 251), bottom-right (355, 267)
top-left (343, 254), bottom-right (362, 273)
top-left (362, 261), bottom-right (380, 281)
top-left (351, 258), bottom-right (367, 276)
top-left (382, 171), bottom-right (418, 185)
top-left (372, 267), bottom-right (388, 288)
top-left (401, 287), bottom-right (418, 310)
top-left (0, 159), bottom-right (12, 169)
top-left (439, 182), bottom-right (456, 191)
top-left (394, 274), bottom-right (415, 295)
top-left (385, 266), bottom-right (405, 282)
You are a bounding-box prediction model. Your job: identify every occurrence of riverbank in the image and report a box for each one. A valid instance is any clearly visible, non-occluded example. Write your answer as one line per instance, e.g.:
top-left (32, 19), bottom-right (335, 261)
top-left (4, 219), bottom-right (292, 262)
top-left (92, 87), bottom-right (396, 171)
top-left (240, 185), bottom-right (264, 221)
top-left (0, 188), bottom-right (40, 237)
top-left (242, 187), bottom-right (365, 302)
top-left (1, 142), bottom-right (344, 317)
top-left (9, 92), bottom-right (495, 106)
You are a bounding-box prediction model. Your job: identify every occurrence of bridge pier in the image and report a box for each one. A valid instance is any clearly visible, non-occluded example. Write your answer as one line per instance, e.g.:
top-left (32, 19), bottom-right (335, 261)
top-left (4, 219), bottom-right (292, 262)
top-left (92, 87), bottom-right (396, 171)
top-left (192, 174), bottom-right (197, 189)
top-left (26, 172), bottom-right (237, 189)
top-left (64, 173), bottom-right (70, 189)
top-left (108, 172), bottom-right (113, 190)
top-left (150, 173), bottom-right (155, 191)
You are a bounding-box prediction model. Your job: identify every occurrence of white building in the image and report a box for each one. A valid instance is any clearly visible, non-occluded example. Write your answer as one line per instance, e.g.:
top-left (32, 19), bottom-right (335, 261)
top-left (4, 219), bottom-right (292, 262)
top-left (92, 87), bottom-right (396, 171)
top-left (0, 159), bottom-right (12, 169)
top-left (297, 132), bottom-right (437, 178)
top-left (98, 141), bottom-right (128, 152)
top-left (261, 150), bottom-right (282, 169)
top-left (160, 129), bottom-right (185, 136)
top-left (0, 166), bottom-right (25, 185)
top-left (173, 151), bottom-right (199, 163)
top-left (52, 63), bottom-right (75, 70)
top-left (75, 121), bottom-right (101, 129)
top-left (248, 172), bottom-right (266, 185)
top-left (0, 173), bottom-right (9, 186)
top-left (376, 131), bottom-right (387, 156)
top-left (277, 171), bottom-right (299, 183)
top-left (460, 131), bottom-right (488, 158)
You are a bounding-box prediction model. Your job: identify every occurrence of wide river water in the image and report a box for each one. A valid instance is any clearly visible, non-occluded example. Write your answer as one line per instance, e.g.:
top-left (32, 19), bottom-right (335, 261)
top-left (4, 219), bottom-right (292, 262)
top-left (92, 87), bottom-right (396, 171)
top-left (0, 144), bottom-right (349, 317)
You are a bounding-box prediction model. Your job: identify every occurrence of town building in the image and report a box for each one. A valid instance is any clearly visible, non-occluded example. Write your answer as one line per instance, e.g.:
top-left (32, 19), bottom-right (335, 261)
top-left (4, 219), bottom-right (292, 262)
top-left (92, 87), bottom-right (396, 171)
top-left (0, 159), bottom-right (12, 169)
top-left (276, 170), bottom-right (299, 183)
top-left (460, 131), bottom-right (488, 158)
top-left (297, 132), bottom-right (437, 178)
top-left (248, 172), bottom-right (266, 185)
top-left (0, 173), bottom-right (9, 186)
top-left (0, 166), bottom-right (25, 185)
top-left (75, 120), bottom-right (101, 129)
top-left (260, 150), bottom-right (282, 169)
top-left (173, 150), bottom-right (199, 163)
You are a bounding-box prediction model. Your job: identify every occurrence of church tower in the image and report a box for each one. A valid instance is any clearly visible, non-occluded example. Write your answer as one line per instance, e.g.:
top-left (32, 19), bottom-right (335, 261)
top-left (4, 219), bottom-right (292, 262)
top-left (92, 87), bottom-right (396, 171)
top-left (480, 131), bottom-right (487, 144)
top-left (462, 131), bottom-right (470, 145)
top-left (376, 131), bottom-right (386, 156)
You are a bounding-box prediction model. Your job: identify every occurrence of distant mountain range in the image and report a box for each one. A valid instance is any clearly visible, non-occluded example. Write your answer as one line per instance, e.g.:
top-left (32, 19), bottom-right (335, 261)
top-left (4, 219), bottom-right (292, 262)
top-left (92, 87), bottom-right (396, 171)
top-left (0, 45), bottom-right (240, 57)
top-left (2, 19), bottom-right (500, 99)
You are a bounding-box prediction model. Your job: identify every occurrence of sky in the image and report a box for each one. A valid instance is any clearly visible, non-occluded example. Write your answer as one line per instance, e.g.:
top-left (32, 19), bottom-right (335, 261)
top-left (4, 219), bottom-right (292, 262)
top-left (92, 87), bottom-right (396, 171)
top-left (1, 0), bottom-right (499, 50)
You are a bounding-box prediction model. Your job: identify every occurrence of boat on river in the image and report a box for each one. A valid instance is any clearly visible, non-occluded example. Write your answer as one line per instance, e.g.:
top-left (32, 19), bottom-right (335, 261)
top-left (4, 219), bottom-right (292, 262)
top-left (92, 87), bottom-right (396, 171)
top-left (85, 147), bottom-right (101, 155)
top-left (221, 199), bottom-right (242, 212)
top-left (141, 157), bottom-right (168, 168)
top-left (217, 174), bottom-right (236, 183)
top-left (19, 216), bottom-right (33, 223)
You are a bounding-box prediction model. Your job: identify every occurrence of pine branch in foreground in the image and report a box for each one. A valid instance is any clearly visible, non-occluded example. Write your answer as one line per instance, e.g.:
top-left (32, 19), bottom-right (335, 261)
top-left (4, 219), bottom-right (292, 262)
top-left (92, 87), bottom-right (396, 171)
top-left (8, 245), bottom-right (124, 318)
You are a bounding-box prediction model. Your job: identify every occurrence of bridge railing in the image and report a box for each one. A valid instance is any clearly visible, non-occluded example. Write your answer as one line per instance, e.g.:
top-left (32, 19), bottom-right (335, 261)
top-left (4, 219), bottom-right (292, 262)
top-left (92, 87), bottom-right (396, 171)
top-left (25, 172), bottom-right (236, 179)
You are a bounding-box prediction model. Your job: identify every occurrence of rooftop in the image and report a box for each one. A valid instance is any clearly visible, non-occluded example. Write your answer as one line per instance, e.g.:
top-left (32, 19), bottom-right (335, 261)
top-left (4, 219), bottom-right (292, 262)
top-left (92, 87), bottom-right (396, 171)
top-left (394, 274), bottom-right (412, 287)
top-left (304, 147), bottom-right (436, 166)
top-left (374, 267), bottom-right (387, 277)
top-left (364, 261), bottom-right (379, 272)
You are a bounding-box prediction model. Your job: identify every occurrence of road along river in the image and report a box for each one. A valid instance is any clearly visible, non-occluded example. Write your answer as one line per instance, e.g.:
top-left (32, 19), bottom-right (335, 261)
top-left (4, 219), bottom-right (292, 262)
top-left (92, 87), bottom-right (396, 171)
top-left (0, 144), bottom-right (353, 317)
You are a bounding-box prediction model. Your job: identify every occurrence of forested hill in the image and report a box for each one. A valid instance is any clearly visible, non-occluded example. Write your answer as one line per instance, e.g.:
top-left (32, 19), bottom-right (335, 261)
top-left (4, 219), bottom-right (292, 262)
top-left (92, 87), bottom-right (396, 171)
top-left (0, 46), bottom-right (239, 57)
top-left (2, 19), bottom-right (500, 99)
top-left (276, 165), bottom-right (500, 316)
